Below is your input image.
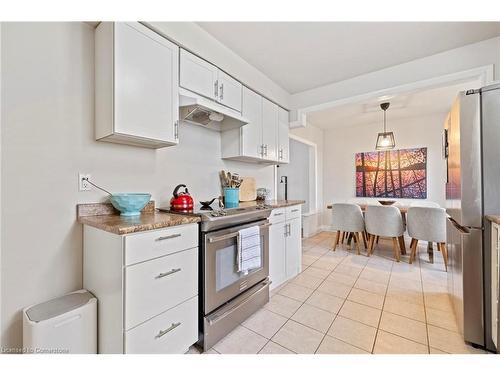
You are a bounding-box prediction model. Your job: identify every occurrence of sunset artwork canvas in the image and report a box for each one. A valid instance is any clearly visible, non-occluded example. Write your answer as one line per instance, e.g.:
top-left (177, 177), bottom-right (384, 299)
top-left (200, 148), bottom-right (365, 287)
top-left (355, 147), bottom-right (427, 199)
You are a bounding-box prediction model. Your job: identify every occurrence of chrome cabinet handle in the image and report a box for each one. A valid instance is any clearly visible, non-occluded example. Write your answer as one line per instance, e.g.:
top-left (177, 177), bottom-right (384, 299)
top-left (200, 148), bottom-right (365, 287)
top-left (291, 209), bottom-right (299, 213)
top-left (274, 212), bottom-right (283, 216)
top-left (155, 268), bottom-right (181, 279)
top-left (174, 120), bottom-right (179, 140)
top-left (283, 223), bottom-right (288, 237)
top-left (155, 322), bottom-right (181, 339)
top-left (287, 223), bottom-right (291, 236)
top-left (214, 80), bottom-right (219, 99)
top-left (260, 144), bottom-right (264, 157)
top-left (220, 83), bottom-right (224, 100)
top-left (264, 145), bottom-right (268, 156)
top-left (279, 148), bottom-right (283, 160)
top-left (155, 233), bottom-right (181, 241)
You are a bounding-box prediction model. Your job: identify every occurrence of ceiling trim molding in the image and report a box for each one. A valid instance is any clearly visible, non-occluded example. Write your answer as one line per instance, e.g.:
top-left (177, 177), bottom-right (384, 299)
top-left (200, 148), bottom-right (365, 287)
top-left (297, 64), bottom-right (493, 127)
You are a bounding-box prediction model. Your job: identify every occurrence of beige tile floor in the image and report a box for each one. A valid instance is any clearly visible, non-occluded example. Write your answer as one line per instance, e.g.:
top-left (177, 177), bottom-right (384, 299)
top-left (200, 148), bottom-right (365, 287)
top-left (189, 231), bottom-right (488, 354)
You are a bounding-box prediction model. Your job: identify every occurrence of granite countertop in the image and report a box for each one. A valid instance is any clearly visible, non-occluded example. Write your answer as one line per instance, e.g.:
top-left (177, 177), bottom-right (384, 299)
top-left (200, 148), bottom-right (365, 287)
top-left (238, 200), bottom-right (305, 209)
top-left (77, 201), bottom-right (200, 235)
top-left (486, 215), bottom-right (500, 226)
top-left (264, 200), bottom-right (305, 208)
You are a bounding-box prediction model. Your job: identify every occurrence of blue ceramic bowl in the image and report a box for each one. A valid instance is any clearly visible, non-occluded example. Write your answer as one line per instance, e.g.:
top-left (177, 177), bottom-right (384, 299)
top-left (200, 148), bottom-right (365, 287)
top-left (110, 193), bottom-right (151, 216)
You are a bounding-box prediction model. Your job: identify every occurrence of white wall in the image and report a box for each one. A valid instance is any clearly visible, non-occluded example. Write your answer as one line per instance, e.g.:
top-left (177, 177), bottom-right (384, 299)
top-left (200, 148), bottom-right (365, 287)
top-left (0, 22), bottom-right (276, 350)
top-left (322, 113), bottom-right (447, 228)
top-left (147, 22), bottom-right (290, 109)
top-left (291, 36), bottom-right (500, 111)
top-left (289, 124), bottom-right (324, 236)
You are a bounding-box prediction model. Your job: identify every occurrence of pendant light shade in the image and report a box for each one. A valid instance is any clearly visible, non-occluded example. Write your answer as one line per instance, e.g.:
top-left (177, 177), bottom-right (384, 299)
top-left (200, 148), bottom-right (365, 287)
top-left (375, 102), bottom-right (396, 150)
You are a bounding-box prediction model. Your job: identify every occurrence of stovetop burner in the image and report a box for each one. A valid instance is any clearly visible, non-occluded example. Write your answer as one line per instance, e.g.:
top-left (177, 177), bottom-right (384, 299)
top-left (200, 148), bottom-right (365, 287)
top-left (158, 202), bottom-right (272, 231)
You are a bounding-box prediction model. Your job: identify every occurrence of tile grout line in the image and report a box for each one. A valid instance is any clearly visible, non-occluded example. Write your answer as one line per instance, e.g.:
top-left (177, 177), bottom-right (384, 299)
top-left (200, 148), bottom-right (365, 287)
top-left (314, 241), bottom-right (375, 353)
top-left (370, 252), bottom-right (394, 354)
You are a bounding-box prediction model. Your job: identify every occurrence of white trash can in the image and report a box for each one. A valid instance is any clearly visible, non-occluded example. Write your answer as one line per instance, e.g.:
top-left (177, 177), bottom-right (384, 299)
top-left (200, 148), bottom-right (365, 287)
top-left (23, 289), bottom-right (97, 354)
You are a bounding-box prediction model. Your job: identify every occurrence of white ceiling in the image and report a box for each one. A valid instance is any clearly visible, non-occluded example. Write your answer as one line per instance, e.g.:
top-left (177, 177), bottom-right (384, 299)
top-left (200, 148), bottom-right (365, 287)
top-left (306, 81), bottom-right (475, 130)
top-left (197, 22), bottom-right (500, 93)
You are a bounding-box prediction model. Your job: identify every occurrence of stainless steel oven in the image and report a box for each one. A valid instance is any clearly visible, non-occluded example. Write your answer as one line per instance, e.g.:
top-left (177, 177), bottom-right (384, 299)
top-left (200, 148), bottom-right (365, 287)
top-left (200, 219), bottom-right (271, 350)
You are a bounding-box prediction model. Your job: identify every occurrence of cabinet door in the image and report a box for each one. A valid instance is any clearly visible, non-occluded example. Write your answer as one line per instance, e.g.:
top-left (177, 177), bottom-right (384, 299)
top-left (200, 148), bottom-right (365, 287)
top-left (241, 87), bottom-right (264, 158)
top-left (114, 22), bottom-right (179, 143)
top-left (262, 98), bottom-right (278, 161)
top-left (269, 221), bottom-right (287, 290)
top-left (278, 107), bottom-right (290, 163)
top-left (218, 71), bottom-right (242, 112)
top-left (286, 218), bottom-right (302, 279)
top-left (180, 49), bottom-right (218, 100)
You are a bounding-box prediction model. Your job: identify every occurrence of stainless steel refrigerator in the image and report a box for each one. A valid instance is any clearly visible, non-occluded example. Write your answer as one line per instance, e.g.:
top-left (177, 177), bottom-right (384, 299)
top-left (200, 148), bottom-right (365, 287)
top-left (445, 83), bottom-right (500, 352)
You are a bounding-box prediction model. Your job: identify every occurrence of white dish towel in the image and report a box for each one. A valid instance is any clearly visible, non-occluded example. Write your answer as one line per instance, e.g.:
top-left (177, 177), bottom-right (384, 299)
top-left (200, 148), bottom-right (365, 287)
top-left (237, 226), bottom-right (262, 274)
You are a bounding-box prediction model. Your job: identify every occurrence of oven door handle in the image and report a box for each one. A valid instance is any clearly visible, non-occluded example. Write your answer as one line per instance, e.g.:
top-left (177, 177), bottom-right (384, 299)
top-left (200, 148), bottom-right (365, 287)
top-left (207, 222), bottom-right (271, 243)
top-left (207, 279), bottom-right (271, 326)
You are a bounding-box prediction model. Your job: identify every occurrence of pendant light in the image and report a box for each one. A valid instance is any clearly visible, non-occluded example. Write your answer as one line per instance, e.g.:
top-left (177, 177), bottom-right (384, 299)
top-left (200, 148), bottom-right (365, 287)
top-left (375, 102), bottom-right (396, 150)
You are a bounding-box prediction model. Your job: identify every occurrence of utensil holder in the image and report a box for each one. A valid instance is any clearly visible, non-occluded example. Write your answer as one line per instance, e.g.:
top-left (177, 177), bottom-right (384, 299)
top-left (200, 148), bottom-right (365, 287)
top-left (223, 188), bottom-right (239, 208)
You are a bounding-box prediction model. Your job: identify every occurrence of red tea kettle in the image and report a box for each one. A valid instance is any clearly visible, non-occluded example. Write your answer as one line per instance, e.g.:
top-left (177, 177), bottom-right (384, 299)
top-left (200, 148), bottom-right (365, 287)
top-left (170, 184), bottom-right (194, 211)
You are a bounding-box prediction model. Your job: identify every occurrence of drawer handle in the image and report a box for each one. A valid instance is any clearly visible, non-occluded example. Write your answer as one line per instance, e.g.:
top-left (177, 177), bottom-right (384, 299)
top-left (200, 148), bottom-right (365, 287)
top-left (291, 209), bottom-right (299, 212)
top-left (155, 234), bottom-right (181, 241)
top-left (274, 213), bottom-right (284, 216)
top-left (155, 268), bottom-right (181, 279)
top-left (155, 322), bottom-right (181, 339)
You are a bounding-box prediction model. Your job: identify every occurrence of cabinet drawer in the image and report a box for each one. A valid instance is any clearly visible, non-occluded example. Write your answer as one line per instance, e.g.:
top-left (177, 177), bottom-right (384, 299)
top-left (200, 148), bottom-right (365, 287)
top-left (269, 208), bottom-right (286, 224)
top-left (125, 247), bottom-right (198, 329)
top-left (125, 296), bottom-right (198, 354)
top-left (124, 223), bottom-right (198, 265)
top-left (286, 205), bottom-right (302, 221)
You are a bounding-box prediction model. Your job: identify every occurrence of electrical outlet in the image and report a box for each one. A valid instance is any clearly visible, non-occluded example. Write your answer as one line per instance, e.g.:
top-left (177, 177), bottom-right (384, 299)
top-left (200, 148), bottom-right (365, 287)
top-left (79, 173), bottom-right (91, 191)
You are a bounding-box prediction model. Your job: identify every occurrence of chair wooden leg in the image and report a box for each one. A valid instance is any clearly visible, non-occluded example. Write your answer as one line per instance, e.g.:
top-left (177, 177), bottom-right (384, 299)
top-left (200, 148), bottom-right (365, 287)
top-left (376, 235), bottom-right (380, 244)
top-left (367, 234), bottom-right (375, 256)
top-left (439, 242), bottom-right (448, 271)
top-left (340, 231), bottom-right (345, 244)
top-left (410, 238), bottom-right (416, 250)
top-left (354, 232), bottom-right (361, 255)
top-left (361, 231), bottom-right (367, 250)
top-left (392, 237), bottom-right (401, 262)
top-left (347, 232), bottom-right (353, 249)
top-left (409, 238), bottom-right (419, 264)
top-left (428, 242), bottom-right (434, 264)
top-left (332, 231), bottom-right (340, 251)
top-left (398, 236), bottom-right (407, 255)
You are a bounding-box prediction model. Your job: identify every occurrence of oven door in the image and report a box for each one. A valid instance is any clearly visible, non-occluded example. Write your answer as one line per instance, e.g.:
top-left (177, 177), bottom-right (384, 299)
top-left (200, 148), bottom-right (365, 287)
top-left (203, 219), bottom-right (270, 314)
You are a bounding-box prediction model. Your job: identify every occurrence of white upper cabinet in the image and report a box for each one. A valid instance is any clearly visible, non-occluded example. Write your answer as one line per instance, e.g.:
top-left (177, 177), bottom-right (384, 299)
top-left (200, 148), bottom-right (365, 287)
top-left (262, 98), bottom-right (278, 162)
top-left (180, 49), bottom-right (218, 101)
top-left (95, 22), bottom-right (179, 148)
top-left (217, 71), bottom-right (242, 112)
top-left (278, 107), bottom-right (290, 163)
top-left (221, 87), bottom-right (289, 164)
top-left (180, 49), bottom-right (242, 112)
top-left (241, 87), bottom-right (263, 158)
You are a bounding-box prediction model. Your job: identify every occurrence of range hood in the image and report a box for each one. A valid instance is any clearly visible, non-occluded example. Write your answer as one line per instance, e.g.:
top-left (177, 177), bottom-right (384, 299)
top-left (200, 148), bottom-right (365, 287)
top-left (179, 88), bottom-right (249, 131)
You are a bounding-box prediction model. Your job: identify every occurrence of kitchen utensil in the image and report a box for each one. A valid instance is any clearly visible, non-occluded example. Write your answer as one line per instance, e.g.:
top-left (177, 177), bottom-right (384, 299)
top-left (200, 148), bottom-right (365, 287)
top-left (83, 178), bottom-right (150, 216)
top-left (223, 187), bottom-right (239, 208)
top-left (170, 184), bottom-right (194, 210)
top-left (109, 193), bottom-right (152, 216)
top-left (200, 198), bottom-right (216, 208)
top-left (256, 188), bottom-right (271, 201)
top-left (239, 177), bottom-right (256, 202)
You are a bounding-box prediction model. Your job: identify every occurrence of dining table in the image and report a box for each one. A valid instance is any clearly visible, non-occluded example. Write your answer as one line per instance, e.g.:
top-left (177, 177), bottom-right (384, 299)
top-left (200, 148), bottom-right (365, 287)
top-left (326, 203), bottom-right (435, 263)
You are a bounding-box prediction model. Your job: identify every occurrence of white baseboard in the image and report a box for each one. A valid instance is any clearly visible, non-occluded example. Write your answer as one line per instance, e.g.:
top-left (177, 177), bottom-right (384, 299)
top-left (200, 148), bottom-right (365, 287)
top-left (319, 225), bottom-right (334, 232)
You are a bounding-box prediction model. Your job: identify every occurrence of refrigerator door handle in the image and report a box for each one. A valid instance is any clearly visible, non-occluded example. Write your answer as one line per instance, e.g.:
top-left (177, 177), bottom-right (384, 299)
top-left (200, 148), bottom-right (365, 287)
top-left (448, 217), bottom-right (471, 235)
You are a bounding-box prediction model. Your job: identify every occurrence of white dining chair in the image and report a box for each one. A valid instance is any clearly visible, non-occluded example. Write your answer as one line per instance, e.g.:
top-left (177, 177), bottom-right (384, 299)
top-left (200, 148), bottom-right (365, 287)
top-left (407, 207), bottom-right (448, 270)
top-left (365, 205), bottom-right (405, 261)
top-left (331, 203), bottom-right (366, 254)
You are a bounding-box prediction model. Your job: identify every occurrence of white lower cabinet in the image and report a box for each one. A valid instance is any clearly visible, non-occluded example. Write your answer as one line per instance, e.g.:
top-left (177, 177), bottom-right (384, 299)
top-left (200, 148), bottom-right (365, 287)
top-left (83, 223), bottom-right (199, 354)
top-left (125, 296), bottom-right (198, 354)
top-left (269, 205), bottom-right (302, 290)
